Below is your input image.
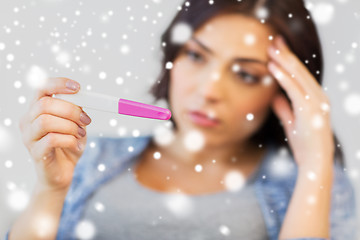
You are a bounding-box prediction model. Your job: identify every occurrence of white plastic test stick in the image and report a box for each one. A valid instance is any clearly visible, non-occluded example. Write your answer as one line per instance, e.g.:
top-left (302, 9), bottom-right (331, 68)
top-left (52, 89), bottom-right (171, 120)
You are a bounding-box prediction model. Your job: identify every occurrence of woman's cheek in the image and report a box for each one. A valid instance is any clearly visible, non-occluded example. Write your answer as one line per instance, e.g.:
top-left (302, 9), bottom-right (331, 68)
top-left (170, 61), bottom-right (187, 99)
top-left (169, 60), bottom-right (193, 124)
top-left (238, 84), bottom-right (278, 122)
top-left (232, 98), bottom-right (271, 136)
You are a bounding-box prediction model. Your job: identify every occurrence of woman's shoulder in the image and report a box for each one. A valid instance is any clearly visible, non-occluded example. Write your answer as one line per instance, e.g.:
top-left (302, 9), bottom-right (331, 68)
top-left (58, 134), bottom-right (154, 239)
top-left (84, 134), bottom-right (152, 155)
top-left (64, 134), bottom-right (153, 206)
top-left (255, 144), bottom-right (358, 239)
top-left (73, 134), bottom-right (153, 180)
top-left (258, 144), bottom-right (354, 192)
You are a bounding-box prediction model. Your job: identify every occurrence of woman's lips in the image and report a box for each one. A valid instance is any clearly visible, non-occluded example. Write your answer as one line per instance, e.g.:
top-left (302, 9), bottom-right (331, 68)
top-left (188, 111), bottom-right (220, 127)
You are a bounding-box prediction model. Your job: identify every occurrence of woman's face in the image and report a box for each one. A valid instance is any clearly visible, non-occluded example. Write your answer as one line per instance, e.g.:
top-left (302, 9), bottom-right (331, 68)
top-left (169, 14), bottom-right (280, 147)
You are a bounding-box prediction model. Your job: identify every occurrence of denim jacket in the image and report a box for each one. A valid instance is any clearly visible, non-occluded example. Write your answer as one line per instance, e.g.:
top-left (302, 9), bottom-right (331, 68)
top-left (4, 135), bottom-right (357, 240)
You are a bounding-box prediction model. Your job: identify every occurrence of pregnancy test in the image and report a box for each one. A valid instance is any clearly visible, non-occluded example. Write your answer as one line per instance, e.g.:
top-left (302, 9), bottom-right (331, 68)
top-left (52, 90), bottom-right (171, 120)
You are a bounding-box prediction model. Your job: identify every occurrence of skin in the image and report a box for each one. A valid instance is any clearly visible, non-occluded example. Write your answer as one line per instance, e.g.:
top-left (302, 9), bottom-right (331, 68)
top-left (20, 79), bottom-right (90, 191)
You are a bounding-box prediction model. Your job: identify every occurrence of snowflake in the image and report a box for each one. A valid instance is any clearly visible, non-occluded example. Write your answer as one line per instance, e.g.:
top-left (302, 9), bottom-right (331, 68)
top-left (224, 170), bottom-right (245, 192)
top-left (170, 22), bottom-right (192, 44)
top-left (75, 220), bottom-right (96, 239)
top-left (310, 2), bottom-right (335, 25)
top-left (183, 130), bottom-right (205, 152)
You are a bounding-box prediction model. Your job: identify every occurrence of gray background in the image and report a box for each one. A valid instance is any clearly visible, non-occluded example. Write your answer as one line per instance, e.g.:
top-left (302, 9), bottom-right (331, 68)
top-left (0, 0), bottom-right (359, 238)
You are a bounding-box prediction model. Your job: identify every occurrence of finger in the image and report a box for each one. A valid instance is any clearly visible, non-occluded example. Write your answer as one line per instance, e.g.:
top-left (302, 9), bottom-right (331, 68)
top-left (268, 38), bottom-right (331, 113)
top-left (271, 93), bottom-right (295, 137)
top-left (31, 133), bottom-right (81, 163)
top-left (28, 96), bottom-right (92, 127)
top-left (26, 114), bottom-right (86, 143)
top-left (268, 61), bottom-right (306, 107)
top-left (30, 77), bottom-right (81, 106)
top-left (268, 36), bottom-right (323, 98)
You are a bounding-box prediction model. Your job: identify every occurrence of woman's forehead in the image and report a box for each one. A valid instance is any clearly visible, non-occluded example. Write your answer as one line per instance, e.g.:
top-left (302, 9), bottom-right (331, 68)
top-left (197, 13), bottom-right (275, 37)
top-left (192, 14), bottom-right (275, 62)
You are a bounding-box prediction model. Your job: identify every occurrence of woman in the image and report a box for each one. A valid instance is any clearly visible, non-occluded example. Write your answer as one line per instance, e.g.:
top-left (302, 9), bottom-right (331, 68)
top-left (6, 0), bottom-right (357, 239)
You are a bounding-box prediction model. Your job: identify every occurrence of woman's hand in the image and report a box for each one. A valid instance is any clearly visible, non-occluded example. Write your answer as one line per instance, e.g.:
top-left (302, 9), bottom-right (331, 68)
top-left (19, 77), bottom-right (92, 192)
top-left (267, 35), bottom-right (334, 171)
top-left (268, 36), bottom-right (335, 239)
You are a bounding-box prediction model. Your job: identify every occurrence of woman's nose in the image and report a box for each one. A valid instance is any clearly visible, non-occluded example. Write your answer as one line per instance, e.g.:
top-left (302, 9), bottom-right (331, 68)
top-left (198, 71), bottom-right (225, 102)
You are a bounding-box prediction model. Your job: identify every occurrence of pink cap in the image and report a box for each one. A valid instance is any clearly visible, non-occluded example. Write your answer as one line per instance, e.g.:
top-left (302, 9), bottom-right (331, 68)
top-left (118, 98), bottom-right (171, 120)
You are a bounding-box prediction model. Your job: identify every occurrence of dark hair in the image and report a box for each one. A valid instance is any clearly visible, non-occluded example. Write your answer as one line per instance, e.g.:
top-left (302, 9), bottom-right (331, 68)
top-left (149, 0), bottom-right (344, 167)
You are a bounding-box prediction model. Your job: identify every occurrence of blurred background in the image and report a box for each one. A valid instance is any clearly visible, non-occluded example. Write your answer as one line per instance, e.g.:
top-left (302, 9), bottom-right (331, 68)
top-left (0, 0), bottom-right (359, 237)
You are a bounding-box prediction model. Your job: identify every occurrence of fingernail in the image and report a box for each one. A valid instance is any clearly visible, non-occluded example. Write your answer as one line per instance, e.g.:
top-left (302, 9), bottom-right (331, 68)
top-left (80, 112), bottom-right (91, 125)
top-left (78, 127), bottom-right (86, 137)
top-left (66, 80), bottom-right (80, 91)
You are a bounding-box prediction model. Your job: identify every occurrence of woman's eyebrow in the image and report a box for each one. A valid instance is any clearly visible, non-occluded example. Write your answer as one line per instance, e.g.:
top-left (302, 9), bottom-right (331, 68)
top-left (190, 37), bottom-right (213, 54)
top-left (234, 58), bottom-right (268, 65)
top-left (190, 37), bottom-right (268, 66)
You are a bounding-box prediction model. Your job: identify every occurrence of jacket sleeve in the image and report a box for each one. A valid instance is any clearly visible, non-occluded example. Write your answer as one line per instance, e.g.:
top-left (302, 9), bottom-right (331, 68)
top-left (329, 163), bottom-right (358, 239)
top-left (3, 231), bottom-right (10, 240)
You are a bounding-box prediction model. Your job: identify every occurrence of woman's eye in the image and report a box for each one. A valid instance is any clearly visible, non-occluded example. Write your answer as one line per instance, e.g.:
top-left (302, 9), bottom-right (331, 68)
top-left (236, 71), bottom-right (260, 84)
top-left (185, 50), bottom-right (203, 62)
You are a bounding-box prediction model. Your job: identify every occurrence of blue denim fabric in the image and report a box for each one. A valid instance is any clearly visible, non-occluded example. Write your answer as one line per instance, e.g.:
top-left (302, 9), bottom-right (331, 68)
top-left (4, 135), bottom-right (358, 240)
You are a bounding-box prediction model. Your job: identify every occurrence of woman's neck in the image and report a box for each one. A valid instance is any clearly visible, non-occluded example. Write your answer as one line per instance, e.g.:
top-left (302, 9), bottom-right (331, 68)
top-left (135, 131), bottom-right (267, 194)
top-left (152, 130), bottom-right (262, 169)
